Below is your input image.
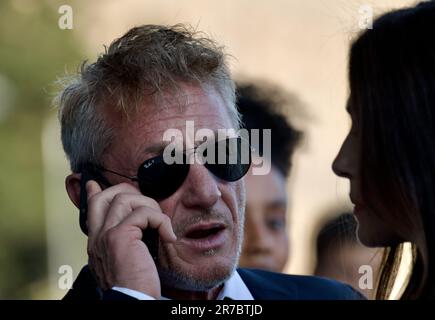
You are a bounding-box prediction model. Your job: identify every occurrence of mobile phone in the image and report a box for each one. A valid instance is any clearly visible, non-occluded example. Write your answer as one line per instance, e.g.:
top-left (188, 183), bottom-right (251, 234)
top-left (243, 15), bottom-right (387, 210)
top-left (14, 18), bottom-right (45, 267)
top-left (79, 167), bottom-right (159, 261)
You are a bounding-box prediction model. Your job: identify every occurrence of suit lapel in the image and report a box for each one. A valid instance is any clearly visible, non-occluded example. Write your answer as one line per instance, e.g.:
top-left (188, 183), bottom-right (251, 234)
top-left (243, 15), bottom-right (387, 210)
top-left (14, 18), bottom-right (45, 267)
top-left (63, 266), bottom-right (102, 300)
top-left (237, 268), bottom-right (299, 300)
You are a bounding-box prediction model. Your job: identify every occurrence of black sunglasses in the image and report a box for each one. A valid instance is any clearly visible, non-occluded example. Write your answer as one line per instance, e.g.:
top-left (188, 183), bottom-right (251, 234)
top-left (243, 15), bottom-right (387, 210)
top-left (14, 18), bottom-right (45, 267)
top-left (82, 136), bottom-right (251, 200)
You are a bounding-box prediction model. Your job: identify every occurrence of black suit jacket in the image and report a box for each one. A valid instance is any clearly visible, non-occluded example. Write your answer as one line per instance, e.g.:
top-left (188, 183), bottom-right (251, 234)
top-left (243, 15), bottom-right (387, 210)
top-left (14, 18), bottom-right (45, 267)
top-left (63, 266), bottom-right (365, 300)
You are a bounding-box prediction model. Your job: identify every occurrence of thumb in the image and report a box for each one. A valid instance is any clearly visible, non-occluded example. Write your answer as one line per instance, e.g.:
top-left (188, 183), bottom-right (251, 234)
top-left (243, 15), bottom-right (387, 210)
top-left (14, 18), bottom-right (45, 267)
top-left (86, 180), bottom-right (102, 200)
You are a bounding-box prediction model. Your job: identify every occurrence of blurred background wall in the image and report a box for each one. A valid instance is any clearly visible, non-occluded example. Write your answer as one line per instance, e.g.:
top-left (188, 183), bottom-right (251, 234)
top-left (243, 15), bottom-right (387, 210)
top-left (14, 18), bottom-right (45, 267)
top-left (0, 0), bottom-right (417, 299)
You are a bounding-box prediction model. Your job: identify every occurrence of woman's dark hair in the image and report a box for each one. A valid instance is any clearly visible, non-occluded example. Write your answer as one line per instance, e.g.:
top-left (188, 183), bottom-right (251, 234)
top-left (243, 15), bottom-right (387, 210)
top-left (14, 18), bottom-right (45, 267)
top-left (349, 1), bottom-right (435, 299)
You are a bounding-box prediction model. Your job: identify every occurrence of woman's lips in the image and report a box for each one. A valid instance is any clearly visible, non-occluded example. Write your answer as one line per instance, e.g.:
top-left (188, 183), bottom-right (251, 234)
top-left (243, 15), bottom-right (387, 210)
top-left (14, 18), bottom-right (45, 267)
top-left (350, 195), bottom-right (366, 213)
top-left (352, 202), bottom-right (367, 213)
top-left (354, 203), bottom-right (366, 212)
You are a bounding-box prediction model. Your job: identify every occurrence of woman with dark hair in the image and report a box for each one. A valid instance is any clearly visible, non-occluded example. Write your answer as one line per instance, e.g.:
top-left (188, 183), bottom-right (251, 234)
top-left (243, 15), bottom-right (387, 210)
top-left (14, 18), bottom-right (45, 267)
top-left (333, 1), bottom-right (435, 299)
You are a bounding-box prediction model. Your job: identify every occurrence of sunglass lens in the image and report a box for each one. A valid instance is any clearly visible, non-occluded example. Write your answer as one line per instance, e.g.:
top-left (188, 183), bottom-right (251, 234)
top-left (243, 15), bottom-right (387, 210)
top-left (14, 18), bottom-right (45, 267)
top-left (137, 156), bottom-right (189, 199)
top-left (205, 137), bottom-right (251, 182)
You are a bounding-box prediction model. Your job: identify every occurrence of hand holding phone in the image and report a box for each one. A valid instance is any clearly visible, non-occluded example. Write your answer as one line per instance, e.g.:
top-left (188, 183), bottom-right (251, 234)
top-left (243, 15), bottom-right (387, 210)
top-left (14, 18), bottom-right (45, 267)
top-left (79, 167), bottom-right (160, 261)
top-left (79, 170), bottom-right (176, 297)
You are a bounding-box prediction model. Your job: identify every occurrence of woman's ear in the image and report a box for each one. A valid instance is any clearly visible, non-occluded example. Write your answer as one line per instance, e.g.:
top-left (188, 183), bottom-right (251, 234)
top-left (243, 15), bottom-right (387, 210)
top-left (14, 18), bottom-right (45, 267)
top-left (65, 173), bottom-right (82, 208)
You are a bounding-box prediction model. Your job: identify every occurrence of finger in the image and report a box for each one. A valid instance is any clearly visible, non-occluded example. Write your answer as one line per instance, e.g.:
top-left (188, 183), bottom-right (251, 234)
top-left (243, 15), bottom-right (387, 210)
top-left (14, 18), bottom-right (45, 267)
top-left (102, 194), bottom-right (162, 233)
top-left (87, 182), bottom-right (142, 238)
top-left (84, 180), bottom-right (102, 232)
top-left (116, 208), bottom-right (177, 243)
top-left (86, 180), bottom-right (102, 200)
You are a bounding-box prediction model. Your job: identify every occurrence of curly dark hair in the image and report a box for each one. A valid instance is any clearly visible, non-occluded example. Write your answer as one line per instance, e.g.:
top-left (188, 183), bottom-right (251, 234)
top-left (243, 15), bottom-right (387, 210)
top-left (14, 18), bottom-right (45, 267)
top-left (236, 81), bottom-right (302, 177)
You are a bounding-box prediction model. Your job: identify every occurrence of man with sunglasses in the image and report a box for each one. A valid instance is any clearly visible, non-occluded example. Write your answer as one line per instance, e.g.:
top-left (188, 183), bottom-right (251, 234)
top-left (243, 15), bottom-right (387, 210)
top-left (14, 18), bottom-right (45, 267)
top-left (57, 24), bottom-right (363, 300)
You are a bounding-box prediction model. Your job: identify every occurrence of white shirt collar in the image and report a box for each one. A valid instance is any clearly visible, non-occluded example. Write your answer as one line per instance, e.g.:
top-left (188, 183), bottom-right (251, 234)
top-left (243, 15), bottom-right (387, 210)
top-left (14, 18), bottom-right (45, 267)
top-left (113, 270), bottom-right (254, 300)
top-left (216, 270), bottom-right (254, 300)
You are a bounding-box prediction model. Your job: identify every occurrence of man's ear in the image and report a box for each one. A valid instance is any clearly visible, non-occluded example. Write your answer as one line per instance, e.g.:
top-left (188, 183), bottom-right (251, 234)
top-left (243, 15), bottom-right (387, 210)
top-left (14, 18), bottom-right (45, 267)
top-left (66, 173), bottom-right (82, 209)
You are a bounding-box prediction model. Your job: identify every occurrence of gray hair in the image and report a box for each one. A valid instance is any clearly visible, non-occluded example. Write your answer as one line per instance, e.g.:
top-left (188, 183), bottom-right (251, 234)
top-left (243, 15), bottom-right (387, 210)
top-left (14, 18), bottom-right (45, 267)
top-left (56, 24), bottom-right (240, 172)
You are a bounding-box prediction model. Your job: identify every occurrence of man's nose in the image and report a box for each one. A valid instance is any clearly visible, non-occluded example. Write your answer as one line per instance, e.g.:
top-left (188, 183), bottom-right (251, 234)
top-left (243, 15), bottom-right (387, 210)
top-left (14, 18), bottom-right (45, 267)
top-left (180, 163), bottom-right (222, 209)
